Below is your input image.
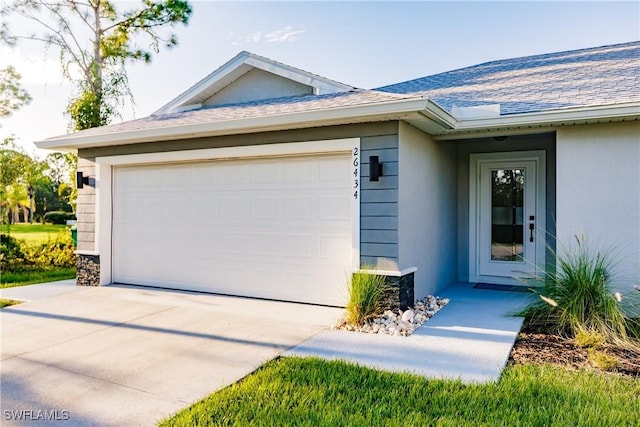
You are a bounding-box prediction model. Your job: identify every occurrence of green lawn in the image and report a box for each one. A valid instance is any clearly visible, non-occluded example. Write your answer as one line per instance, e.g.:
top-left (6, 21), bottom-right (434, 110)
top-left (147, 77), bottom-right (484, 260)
top-left (0, 298), bottom-right (21, 308)
top-left (1, 224), bottom-right (76, 288)
top-left (161, 357), bottom-right (639, 427)
top-left (0, 268), bottom-right (76, 288)
top-left (3, 223), bottom-right (70, 243)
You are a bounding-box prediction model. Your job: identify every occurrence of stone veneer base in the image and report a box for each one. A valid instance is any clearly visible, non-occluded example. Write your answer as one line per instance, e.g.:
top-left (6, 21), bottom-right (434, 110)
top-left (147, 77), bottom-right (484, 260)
top-left (77, 254), bottom-right (100, 286)
top-left (379, 272), bottom-right (415, 311)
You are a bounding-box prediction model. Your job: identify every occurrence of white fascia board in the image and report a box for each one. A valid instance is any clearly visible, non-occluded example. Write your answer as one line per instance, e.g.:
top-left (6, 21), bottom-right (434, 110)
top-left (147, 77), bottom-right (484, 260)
top-left (153, 53), bottom-right (253, 115)
top-left (421, 99), bottom-right (457, 128)
top-left (36, 98), bottom-right (433, 150)
top-left (451, 102), bottom-right (640, 132)
top-left (153, 52), bottom-right (353, 115)
top-left (244, 55), bottom-right (353, 94)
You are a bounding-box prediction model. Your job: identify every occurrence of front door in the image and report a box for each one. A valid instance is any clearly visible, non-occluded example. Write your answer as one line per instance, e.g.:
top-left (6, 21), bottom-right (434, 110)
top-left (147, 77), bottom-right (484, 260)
top-left (470, 151), bottom-right (546, 284)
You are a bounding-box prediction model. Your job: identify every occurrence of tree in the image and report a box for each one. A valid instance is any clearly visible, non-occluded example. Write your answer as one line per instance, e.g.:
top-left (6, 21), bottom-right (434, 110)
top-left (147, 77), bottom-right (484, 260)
top-left (1, 0), bottom-right (192, 130)
top-left (0, 138), bottom-right (44, 224)
top-left (0, 65), bottom-right (31, 119)
top-left (0, 65), bottom-right (33, 224)
top-left (3, 183), bottom-right (29, 223)
top-left (1, 139), bottom-right (73, 224)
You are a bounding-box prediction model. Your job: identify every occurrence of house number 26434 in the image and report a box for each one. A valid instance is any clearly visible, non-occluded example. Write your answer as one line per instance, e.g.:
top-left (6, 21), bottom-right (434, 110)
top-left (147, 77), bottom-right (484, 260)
top-left (352, 147), bottom-right (359, 199)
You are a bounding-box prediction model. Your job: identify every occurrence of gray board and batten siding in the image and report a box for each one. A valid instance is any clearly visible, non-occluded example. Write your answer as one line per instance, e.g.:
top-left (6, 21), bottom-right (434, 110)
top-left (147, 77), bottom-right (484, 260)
top-left (76, 121), bottom-right (401, 274)
top-left (359, 135), bottom-right (399, 267)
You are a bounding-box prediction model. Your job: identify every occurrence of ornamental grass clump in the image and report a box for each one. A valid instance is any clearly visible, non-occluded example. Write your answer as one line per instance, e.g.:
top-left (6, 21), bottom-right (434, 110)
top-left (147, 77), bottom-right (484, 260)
top-left (519, 235), bottom-right (639, 347)
top-left (345, 269), bottom-right (389, 326)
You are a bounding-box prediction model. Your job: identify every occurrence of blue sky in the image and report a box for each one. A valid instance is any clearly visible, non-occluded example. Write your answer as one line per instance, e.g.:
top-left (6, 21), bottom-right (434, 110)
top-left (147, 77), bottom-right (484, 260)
top-left (2, 0), bottom-right (639, 155)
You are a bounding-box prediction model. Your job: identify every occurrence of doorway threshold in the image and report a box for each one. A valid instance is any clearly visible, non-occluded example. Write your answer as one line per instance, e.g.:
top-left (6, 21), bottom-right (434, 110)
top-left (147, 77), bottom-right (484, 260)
top-left (473, 283), bottom-right (533, 293)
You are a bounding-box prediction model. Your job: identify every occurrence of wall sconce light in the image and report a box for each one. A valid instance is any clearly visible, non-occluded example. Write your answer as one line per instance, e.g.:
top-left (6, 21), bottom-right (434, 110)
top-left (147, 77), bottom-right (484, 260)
top-left (369, 155), bottom-right (383, 181)
top-left (77, 171), bottom-right (90, 189)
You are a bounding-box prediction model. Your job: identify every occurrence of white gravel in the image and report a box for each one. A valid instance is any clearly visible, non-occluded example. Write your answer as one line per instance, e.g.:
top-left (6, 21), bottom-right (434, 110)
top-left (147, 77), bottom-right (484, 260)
top-left (334, 296), bottom-right (450, 336)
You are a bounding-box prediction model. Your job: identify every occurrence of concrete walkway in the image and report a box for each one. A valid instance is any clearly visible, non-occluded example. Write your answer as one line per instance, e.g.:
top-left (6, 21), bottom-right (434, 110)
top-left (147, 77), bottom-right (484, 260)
top-left (1, 279), bottom-right (532, 427)
top-left (1, 279), bottom-right (78, 301)
top-left (286, 283), bottom-right (533, 383)
top-left (1, 283), bottom-right (342, 427)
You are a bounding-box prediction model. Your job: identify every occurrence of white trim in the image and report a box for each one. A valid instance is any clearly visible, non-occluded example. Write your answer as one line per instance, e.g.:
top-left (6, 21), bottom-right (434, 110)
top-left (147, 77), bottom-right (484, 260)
top-left (469, 151), bottom-right (546, 285)
top-left (436, 103), bottom-right (640, 139)
top-left (95, 138), bottom-right (361, 288)
top-left (36, 98), bottom-right (434, 150)
top-left (36, 99), bottom-right (640, 151)
top-left (153, 51), bottom-right (353, 115)
top-left (97, 162), bottom-right (112, 286)
top-left (455, 102), bottom-right (640, 130)
top-left (96, 138), bottom-right (359, 165)
top-left (351, 140), bottom-right (361, 274)
top-left (358, 267), bottom-right (418, 277)
top-left (74, 250), bottom-right (99, 256)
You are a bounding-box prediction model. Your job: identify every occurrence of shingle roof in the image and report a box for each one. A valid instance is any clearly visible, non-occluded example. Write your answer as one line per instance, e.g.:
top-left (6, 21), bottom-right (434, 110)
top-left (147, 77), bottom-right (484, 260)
top-left (376, 41), bottom-right (640, 115)
top-left (44, 41), bottom-right (640, 146)
top-left (70, 89), bottom-right (419, 138)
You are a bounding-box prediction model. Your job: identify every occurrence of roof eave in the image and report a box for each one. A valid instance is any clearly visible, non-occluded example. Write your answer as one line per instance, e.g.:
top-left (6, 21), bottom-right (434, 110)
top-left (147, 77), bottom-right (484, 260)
top-left (36, 100), bottom-right (640, 151)
top-left (432, 102), bottom-right (640, 140)
top-left (36, 98), bottom-right (437, 151)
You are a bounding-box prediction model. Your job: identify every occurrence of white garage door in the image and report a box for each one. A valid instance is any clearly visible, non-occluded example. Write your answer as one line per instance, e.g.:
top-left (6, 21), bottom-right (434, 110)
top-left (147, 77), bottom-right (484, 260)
top-left (112, 153), bottom-right (354, 306)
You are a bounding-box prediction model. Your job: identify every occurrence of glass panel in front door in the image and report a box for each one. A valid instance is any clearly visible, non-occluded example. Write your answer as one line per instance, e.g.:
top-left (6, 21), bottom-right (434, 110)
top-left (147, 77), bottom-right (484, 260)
top-left (478, 159), bottom-right (537, 278)
top-left (490, 169), bottom-right (524, 262)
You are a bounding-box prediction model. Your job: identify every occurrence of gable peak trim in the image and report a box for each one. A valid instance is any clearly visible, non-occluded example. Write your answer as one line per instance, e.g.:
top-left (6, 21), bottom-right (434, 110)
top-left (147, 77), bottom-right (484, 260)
top-left (153, 51), bottom-right (355, 115)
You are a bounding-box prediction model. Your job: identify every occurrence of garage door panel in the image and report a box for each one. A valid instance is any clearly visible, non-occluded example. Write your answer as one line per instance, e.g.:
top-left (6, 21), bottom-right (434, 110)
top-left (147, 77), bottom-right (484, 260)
top-left (249, 160), bottom-right (279, 184)
top-left (283, 196), bottom-right (314, 219)
top-left (220, 197), bottom-right (249, 219)
top-left (317, 157), bottom-right (351, 184)
top-left (318, 196), bottom-right (350, 219)
top-left (319, 235), bottom-right (352, 259)
top-left (217, 162), bottom-right (247, 185)
top-left (280, 234), bottom-right (314, 257)
top-left (191, 166), bottom-right (219, 187)
top-left (112, 153), bottom-right (354, 306)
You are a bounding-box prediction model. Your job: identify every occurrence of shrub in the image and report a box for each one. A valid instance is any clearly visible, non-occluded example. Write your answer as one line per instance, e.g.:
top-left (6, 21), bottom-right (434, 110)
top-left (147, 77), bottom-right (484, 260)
top-left (574, 329), bottom-right (605, 349)
top-left (345, 269), bottom-right (389, 326)
top-left (519, 235), bottom-right (638, 346)
top-left (587, 349), bottom-right (620, 370)
top-left (43, 211), bottom-right (76, 225)
top-left (1, 233), bottom-right (27, 271)
top-left (0, 230), bottom-right (76, 272)
top-left (22, 230), bottom-right (76, 269)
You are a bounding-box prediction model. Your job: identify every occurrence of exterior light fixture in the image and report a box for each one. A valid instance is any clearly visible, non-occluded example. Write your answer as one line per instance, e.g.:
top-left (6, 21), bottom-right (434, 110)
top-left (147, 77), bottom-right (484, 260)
top-left (369, 156), bottom-right (383, 181)
top-left (77, 171), bottom-right (90, 189)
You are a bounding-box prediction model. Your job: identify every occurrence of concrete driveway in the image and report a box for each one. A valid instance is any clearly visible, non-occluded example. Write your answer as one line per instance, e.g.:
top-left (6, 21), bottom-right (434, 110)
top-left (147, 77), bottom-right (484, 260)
top-left (1, 284), bottom-right (342, 426)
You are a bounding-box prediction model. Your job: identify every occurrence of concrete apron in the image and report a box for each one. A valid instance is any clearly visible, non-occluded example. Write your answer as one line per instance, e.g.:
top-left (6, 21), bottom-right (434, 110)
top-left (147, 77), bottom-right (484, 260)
top-left (286, 283), bottom-right (533, 383)
top-left (0, 285), bottom-right (343, 427)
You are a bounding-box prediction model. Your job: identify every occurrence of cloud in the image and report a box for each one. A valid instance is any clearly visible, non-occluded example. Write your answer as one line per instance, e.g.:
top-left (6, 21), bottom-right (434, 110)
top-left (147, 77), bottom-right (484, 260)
top-left (227, 26), bottom-right (305, 46)
top-left (264, 26), bottom-right (305, 43)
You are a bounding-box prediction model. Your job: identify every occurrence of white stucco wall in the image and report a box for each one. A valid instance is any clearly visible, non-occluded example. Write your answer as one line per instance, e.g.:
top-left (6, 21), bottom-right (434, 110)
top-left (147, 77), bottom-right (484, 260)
top-left (398, 122), bottom-right (457, 298)
top-left (556, 121), bottom-right (640, 292)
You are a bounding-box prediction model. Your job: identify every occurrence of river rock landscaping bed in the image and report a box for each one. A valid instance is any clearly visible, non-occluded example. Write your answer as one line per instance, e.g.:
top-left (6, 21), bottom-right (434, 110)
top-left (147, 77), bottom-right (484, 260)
top-left (334, 296), bottom-right (450, 336)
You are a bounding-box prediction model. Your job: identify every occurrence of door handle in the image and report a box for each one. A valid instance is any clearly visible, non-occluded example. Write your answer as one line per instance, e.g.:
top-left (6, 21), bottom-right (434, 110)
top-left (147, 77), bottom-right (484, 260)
top-left (529, 222), bottom-right (535, 242)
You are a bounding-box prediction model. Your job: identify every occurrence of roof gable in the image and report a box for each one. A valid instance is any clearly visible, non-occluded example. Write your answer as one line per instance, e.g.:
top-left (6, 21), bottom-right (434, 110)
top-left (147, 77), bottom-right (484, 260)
top-left (154, 51), bottom-right (354, 115)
